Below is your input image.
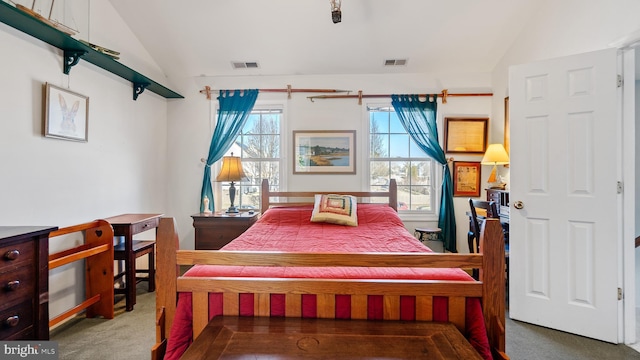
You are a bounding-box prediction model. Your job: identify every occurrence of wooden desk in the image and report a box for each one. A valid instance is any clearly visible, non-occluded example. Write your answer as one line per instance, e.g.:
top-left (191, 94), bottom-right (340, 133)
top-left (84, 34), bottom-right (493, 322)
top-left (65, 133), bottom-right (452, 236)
top-left (105, 213), bottom-right (162, 311)
top-left (181, 316), bottom-right (482, 360)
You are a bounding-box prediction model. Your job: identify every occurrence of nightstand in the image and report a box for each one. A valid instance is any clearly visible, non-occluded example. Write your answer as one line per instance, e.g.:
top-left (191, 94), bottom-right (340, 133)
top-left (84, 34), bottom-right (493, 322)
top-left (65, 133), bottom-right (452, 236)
top-left (191, 212), bottom-right (260, 250)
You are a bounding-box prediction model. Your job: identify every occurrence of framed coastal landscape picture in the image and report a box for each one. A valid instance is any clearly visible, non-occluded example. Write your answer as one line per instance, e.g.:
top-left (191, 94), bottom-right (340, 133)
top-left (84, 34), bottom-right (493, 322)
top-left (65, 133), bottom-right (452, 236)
top-left (293, 130), bottom-right (356, 174)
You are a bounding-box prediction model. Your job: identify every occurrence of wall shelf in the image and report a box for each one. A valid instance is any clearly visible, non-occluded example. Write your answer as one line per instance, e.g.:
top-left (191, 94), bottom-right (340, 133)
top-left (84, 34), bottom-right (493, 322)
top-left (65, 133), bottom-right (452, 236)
top-left (0, 2), bottom-right (183, 100)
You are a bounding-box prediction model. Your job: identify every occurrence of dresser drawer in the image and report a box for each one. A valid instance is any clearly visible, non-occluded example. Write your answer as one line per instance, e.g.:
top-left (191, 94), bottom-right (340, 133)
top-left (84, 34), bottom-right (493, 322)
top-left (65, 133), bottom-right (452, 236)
top-left (0, 300), bottom-right (34, 340)
top-left (0, 265), bottom-right (35, 310)
top-left (0, 240), bottom-right (35, 268)
top-left (131, 217), bottom-right (160, 235)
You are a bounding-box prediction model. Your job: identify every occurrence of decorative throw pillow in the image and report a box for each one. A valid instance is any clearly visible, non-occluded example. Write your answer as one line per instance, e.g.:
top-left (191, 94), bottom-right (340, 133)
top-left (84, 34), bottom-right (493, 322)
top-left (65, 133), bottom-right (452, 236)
top-left (310, 194), bottom-right (358, 226)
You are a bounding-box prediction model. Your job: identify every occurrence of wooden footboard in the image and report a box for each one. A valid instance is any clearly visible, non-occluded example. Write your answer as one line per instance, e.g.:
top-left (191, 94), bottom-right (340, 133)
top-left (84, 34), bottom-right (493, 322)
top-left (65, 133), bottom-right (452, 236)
top-left (153, 217), bottom-right (506, 359)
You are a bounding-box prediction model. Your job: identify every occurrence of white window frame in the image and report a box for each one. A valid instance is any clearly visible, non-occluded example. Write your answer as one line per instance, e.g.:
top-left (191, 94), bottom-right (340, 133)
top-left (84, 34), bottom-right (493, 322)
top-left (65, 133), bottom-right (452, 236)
top-left (211, 100), bottom-right (287, 211)
top-left (362, 101), bottom-right (441, 222)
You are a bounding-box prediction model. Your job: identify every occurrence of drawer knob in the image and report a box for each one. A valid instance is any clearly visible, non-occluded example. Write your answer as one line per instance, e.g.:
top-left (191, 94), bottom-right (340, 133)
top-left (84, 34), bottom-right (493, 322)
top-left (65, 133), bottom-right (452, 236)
top-left (6, 280), bottom-right (20, 291)
top-left (4, 250), bottom-right (19, 260)
top-left (5, 316), bottom-right (19, 327)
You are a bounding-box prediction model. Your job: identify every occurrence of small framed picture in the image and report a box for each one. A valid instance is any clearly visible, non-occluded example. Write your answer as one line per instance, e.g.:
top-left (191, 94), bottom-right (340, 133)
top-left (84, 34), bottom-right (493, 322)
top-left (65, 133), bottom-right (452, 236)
top-left (452, 161), bottom-right (481, 197)
top-left (293, 130), bottom-right (356, 174)
top-left (444, 117), bottom-right (488, 154)
top-left (44, 83), bottom-right (89, 142)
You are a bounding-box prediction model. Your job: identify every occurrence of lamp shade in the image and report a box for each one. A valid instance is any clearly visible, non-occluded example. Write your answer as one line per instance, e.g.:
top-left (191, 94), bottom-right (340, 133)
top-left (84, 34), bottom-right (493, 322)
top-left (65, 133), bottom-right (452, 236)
top-left (216, 155), bottom-right (247, 182)
top-left (481, 144), bottom-right (510, 165)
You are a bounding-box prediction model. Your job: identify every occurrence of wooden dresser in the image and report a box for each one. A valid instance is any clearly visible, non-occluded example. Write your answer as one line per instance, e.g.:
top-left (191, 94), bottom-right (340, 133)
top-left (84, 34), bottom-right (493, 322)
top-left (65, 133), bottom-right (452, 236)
top-left (0, 226), bottom-right (57, 340)
top-left (192, 212), bottom-right (259, 250)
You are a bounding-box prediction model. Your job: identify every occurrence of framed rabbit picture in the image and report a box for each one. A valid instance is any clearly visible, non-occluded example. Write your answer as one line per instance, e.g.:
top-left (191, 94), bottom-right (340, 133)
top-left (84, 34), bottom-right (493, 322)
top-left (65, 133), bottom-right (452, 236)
top-left (44, 83), bottom-right (89, 142)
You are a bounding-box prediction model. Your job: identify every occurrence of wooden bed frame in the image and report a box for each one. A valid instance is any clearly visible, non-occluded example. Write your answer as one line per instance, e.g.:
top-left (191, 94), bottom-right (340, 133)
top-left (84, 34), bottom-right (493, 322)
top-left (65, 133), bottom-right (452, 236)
top-left (153, 179), bottom-right (507, 359)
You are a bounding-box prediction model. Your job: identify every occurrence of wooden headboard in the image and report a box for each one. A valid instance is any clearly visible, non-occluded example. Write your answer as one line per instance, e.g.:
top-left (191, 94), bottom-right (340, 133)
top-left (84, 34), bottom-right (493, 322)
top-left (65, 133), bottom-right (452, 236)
top-left (260, 178), bottom-right (398, 212)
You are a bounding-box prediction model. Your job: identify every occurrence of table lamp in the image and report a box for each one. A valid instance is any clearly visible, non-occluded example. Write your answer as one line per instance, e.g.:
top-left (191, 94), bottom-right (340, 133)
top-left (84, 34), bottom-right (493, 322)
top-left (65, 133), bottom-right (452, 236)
top-left (481, 144), bottom-right (510, 189)
top-left (216, 153), bottom-right (246, 213)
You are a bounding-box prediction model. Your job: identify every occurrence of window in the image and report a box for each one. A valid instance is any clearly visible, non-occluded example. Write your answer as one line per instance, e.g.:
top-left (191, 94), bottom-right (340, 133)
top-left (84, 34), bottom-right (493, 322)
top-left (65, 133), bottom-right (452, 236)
top-left (368, 106), bottom-right (436, 213)
top-left (220, 107), bottom-right (282, 211)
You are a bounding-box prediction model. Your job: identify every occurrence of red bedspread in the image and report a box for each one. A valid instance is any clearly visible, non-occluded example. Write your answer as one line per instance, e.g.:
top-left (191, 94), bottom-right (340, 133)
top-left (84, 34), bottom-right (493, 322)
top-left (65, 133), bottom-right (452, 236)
top-left (164, 204), bottom-right (492, 360)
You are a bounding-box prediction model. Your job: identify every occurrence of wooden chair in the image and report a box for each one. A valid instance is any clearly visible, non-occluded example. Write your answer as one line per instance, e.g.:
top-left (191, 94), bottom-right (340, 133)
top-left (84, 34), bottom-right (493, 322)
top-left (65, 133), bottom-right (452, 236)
top-left (114, 237), bottom-right (156, 305)
top-left (468, 199), bottom-right (500, 280)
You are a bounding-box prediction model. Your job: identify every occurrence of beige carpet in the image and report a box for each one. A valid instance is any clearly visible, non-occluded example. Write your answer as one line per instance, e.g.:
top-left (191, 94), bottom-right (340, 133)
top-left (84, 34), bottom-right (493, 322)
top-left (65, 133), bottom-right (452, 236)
top-left (51, 283), bottom-right (640, 359)
top-left (50, 283), bottom-right (155, 360)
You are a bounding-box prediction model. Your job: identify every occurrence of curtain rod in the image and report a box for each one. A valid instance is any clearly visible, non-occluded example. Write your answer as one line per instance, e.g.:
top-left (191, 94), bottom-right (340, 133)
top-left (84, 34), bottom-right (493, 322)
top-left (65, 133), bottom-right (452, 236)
top-left (199, 85), bottom-right (351, 100)
top-left (307, 89), bottom-right (493, 104)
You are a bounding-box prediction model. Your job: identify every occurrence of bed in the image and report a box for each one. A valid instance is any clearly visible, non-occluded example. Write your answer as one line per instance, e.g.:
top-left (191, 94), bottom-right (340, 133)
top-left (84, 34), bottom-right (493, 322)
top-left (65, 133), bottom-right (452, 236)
top-left (153, 179), bottom-right (507, 360)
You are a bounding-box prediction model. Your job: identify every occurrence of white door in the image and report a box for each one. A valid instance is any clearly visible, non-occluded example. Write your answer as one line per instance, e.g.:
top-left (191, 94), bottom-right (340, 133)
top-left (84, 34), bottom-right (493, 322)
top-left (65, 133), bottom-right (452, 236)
top-left (509, 48), bottom-right (621, 343)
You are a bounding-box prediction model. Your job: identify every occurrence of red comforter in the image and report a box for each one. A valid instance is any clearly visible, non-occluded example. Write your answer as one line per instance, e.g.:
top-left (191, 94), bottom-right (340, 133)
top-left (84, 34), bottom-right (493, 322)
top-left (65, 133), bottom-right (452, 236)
top-left (164, 204), bottom-right (492, 360)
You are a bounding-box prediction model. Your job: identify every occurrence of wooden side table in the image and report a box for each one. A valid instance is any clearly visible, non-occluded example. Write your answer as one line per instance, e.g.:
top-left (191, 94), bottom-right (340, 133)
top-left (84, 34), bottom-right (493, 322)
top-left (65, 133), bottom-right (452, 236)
top-left (192, 212), bottom-right (259, 250)
top-left (105, 213), bottom-right (162, 311)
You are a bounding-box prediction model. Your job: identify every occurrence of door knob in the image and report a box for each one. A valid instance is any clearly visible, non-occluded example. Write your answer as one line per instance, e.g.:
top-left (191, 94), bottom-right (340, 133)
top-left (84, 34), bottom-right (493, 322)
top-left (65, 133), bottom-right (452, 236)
top-left (514, 201), bottom-right (524, 210)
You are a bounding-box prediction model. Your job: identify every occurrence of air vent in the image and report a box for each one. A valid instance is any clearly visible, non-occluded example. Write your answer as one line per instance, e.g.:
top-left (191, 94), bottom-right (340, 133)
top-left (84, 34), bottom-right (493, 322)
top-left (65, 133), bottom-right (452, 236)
top-left (384, 59), bottom-right (407, 66)
top-left (232, 61), bottom-right (260, 69)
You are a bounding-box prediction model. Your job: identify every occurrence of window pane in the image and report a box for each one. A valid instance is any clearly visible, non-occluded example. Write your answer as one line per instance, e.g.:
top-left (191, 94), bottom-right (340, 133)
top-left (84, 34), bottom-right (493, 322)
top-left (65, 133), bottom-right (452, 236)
top-left (371, 112), bottom-right (389, 133)
top-left (397, 185), bottom-right (410, 210)
top-left (244, 114), bottom-right (260, 134)
top-left (261, 161), bottom-right (280, 186)
top-left (238, 190), bottom-right (259, 210)
top-left (389, 112), bottom-right (405, 133)
top-left (241, 160), bottom-right (260, 185)
top-left (389, 134), bottom-right (409, 158)
top-left (409, 138), bottom-right (428, 157)
top-left (242, 135), bottom-right (261, 158)
top-left (370, 133), bottom-right (388, 158)
top-left (390, 161), bottom-right (410, 185)
top-left (410, 186), bottom-right (431, 211)
top-left (261, 114), bottom-right (280, 134)
top-left (370, 161), bottom-right (390, 181)
top-left (411, 160), bottom-right (432, 185)
top-left (261, 135), bottom-right (280, 158)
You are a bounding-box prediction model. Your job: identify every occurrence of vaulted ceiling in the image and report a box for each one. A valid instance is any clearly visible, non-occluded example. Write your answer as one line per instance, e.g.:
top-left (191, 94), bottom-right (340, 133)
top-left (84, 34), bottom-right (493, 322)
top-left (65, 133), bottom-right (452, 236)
top-left (109, 0), bottom-right (541, 79)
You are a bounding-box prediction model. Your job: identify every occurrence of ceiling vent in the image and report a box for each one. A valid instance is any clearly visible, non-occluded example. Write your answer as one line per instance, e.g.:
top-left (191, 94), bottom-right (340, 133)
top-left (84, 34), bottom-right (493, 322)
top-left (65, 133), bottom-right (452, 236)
top-left (232, 61), bottom-right (260, 69)
top-left (384, 59), bottom-right (407, 66)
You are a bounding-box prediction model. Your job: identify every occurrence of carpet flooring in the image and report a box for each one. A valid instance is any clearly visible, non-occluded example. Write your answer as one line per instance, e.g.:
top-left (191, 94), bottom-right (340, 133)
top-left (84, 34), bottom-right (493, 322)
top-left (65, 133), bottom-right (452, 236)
top-left (50, 283), bottom-right (640, 360)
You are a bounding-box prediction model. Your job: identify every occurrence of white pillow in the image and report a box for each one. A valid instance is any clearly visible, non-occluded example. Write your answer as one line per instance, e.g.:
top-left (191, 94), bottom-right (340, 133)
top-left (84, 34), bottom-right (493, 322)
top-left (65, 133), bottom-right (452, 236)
top-left (310, 194), bottom-right (358, 226)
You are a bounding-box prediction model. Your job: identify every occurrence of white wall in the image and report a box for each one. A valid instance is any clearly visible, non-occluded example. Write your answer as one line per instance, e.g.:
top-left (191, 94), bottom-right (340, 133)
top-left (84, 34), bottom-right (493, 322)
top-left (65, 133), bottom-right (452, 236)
top-left (491, 0), bottom-right (640, 124)
top-left (167, 73), bottom-right (495, 252)
top-left (0, 1), bottom-right (171, 318)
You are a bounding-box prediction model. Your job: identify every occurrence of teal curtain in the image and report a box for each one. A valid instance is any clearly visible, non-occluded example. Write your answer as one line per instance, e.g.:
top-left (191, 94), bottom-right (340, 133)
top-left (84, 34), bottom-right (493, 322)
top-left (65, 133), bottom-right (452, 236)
top-left (200, 89), bottom-right (259, 212)
top-left (391, 94), bottom-right (457, 252)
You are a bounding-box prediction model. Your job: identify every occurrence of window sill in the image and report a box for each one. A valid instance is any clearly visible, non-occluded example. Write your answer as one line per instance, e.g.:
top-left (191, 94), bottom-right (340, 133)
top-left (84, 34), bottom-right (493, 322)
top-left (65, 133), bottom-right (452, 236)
top-left (397, 211), bottom-right (439, 223)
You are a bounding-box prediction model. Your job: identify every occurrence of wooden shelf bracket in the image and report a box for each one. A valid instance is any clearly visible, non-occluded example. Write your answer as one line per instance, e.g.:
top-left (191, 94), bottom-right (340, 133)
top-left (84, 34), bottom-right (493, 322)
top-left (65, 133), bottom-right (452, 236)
top-left (134, 82), bottom-right (150, 100)
top-left (63, 49), bottom-right (87, 75)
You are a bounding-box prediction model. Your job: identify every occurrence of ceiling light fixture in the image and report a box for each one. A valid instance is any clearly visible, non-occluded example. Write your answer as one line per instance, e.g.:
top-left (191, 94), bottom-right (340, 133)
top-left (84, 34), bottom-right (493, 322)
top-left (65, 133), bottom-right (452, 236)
top-left (330, 0), bottom-right (341, 24)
